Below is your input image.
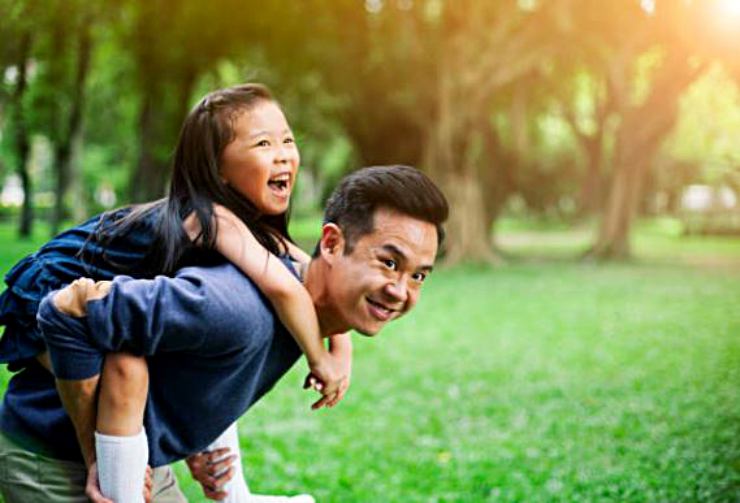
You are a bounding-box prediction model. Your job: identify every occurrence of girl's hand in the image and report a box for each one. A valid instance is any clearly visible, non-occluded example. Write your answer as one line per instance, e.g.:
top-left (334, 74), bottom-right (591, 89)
top-left (304, 344), bottom-right (352, 410)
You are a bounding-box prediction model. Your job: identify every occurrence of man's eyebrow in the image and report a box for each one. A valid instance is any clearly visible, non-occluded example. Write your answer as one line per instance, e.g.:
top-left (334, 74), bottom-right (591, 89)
top-left (381, 244), bottom-right (434, 272)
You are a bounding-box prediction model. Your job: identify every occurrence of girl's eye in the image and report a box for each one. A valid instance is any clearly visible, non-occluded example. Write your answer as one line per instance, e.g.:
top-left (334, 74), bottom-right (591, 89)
top-left (255, 139), bottom-right (270, 147)
top-left (382, 259), bottom-right (397, 271)
top-left (284, 137), bottom-right (295, 144)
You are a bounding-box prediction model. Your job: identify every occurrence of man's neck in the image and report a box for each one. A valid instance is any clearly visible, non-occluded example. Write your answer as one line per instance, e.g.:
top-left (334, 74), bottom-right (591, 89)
top-left (304, 258), bottom-right (349, 337)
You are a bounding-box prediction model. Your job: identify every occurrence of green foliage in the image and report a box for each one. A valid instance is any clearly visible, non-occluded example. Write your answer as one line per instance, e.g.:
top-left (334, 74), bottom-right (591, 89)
top-left (663, 65), bottom-right (740, 186)
top-left (2, 0), bottom-right (740, 254)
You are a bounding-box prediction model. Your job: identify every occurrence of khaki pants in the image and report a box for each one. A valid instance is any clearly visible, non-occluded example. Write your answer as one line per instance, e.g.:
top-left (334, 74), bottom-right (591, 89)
top-left (0, 432), bottom-right (187, 502)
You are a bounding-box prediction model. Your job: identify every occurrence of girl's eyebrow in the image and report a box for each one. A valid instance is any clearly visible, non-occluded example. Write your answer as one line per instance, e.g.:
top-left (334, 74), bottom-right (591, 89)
top-left (249, 128), bottom-right (292, 140)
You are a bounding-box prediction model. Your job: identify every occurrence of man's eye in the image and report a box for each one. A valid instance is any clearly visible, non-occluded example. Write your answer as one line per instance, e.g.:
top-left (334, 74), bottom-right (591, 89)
top-left (412, 272), bottom-right (427, 283)
top-left (382, 259), bottom-right (397, 270)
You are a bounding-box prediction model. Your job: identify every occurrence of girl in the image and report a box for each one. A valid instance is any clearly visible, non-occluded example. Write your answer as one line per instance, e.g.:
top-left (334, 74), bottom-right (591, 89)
top-left (0, 84), bottom-right (349, 502)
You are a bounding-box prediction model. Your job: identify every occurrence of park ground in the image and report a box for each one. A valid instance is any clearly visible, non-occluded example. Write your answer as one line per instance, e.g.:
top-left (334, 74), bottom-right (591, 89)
top-left (0, 218), bottom-right (738, 502)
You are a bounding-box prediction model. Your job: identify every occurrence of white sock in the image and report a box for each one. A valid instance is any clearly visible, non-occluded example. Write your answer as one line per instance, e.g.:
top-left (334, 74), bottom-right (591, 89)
top-left (207, 422), bottom-right (250, 502)
top-left (247, 496), bottom-right (315, 503)
top-left (207, 423), bottom-right (315, 503)
top-left (95, 428), bottom-right (148, 503)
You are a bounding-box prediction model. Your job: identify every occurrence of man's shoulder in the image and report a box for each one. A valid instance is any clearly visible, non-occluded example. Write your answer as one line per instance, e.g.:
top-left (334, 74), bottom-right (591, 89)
top-left (173, 261), bottom-right (288, 339)
top-left (173, 262), bottom-right (271, 313)
top-left (176, 256), bottom-right (298, 286)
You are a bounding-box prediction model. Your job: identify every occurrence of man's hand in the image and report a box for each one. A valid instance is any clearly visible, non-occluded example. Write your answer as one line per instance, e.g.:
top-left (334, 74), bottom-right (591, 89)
top-left (85, 462), bottom-right (153, 503)
top-left (53, 278), bottom-right (112, 317)
top-left (186, 449), bottom-right (237, 500)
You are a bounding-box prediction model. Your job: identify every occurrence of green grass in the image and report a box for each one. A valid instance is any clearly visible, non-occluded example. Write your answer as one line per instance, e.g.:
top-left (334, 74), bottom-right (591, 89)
top-left (1, 218), bottom-right (739, 501)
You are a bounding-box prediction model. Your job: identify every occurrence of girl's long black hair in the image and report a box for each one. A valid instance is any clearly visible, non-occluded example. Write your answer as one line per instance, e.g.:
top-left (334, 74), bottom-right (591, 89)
top-left (94, 83), bottom-right (290, 275)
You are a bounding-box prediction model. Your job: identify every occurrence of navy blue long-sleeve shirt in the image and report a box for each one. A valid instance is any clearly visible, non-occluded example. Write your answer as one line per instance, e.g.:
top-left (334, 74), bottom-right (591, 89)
top-left (0, 209), bottom-right (170, 463)
top-left (0, 209), bottom-right (302, 465)
top-left (37, 262), bottom-right (302, 466)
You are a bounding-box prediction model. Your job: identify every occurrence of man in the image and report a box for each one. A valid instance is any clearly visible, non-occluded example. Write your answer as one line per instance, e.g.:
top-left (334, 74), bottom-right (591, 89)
top-left (0, 165), bottom-right (449, 501)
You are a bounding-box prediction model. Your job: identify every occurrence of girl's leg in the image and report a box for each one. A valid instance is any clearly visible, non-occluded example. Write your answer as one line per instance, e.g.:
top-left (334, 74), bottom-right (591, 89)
top-left (204, 424), bottom-right (316, 503)
top-left (96, 352), bottom-right (150, 503)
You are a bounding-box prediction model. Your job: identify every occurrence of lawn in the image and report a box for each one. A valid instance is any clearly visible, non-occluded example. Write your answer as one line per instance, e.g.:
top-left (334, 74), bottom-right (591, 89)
top-left (1, 218), bottom-right (739, 502)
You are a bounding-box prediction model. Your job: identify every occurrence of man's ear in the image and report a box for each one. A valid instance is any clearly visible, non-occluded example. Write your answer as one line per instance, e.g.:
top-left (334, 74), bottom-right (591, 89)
top-left (319, 223), bottom-right (344, 264)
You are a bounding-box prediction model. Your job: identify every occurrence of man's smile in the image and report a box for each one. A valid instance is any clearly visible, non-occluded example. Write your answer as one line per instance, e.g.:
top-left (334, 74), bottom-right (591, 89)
top-left (365, 296), bottom-right (398, 321)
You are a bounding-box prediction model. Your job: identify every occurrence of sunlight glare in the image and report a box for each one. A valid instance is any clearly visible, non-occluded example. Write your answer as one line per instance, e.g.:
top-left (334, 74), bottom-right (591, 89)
top-left (714, 0), bottom-right (740, 19)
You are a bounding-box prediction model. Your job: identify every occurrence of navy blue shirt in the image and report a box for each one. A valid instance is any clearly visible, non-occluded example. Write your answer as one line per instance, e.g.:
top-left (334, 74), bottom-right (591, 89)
top-left (0, 209), bottom-right (301, 465)
top-left (38, 263), bottom-right (301, 466)
top-left (0, 210), bottom-right (163, 462)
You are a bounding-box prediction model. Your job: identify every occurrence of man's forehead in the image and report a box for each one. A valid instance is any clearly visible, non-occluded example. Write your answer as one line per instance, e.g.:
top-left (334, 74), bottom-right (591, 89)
top-left (365, 209), bottom-right (438, 263)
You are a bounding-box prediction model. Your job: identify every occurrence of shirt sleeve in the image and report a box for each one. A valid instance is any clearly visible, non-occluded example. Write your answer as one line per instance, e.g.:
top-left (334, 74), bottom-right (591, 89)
top-left (37, 272), bottom-right (213, 380)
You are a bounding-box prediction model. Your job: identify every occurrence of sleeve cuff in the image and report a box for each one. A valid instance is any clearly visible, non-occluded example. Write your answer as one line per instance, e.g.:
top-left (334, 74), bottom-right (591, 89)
top-left (36, 292), bottom-right (104, 380)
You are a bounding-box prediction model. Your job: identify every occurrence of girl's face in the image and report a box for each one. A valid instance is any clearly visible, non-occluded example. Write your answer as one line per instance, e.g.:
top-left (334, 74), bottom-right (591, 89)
top-left (220, 100), bottom-right (300, 215)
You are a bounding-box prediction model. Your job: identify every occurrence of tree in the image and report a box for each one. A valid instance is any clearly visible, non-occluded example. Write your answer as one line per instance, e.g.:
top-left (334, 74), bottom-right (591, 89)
top-left (276, 0), bottom-right (569, 264)
top-left (1, 0), bottom-right (36, 238)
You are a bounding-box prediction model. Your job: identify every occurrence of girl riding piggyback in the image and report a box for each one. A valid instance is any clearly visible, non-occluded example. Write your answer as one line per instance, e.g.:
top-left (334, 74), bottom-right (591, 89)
top-left (0, 84), bottom-right (348, 503)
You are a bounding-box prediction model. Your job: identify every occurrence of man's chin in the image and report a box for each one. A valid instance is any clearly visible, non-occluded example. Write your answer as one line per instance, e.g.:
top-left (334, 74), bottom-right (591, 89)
top-left (353, 322), bottom-right (383, 337)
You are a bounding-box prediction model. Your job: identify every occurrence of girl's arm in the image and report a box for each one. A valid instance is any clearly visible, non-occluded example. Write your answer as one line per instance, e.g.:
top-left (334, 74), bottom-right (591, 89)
top-left (185, 206), bottom-right (346, 405)
top-left (285, 240), bottom-right (354, 408)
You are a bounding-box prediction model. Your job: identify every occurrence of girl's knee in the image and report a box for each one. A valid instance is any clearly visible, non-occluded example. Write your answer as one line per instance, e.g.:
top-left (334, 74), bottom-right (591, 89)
top-left (99, 353), bottom-right (149, 428)
top-left (102, 353), bottom-right (148, 390)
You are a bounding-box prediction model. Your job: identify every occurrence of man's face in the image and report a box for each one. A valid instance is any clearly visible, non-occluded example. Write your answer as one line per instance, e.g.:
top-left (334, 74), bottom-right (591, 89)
top-left (322, 208), bottom-right (438, 336)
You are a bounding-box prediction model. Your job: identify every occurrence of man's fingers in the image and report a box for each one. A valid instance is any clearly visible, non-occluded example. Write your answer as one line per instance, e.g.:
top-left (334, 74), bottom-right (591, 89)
top-left (206, 448), bottom-right (232, 463)
top-left (214, 465), bottom-right (235, 484)
top-left (204, 487), bottom-right (228, 500)
top-left (85, 486), bottom-right (114, 503)
top-left (208, 456), bottom-right (236, 477)
top-left (85, 463), bottom-right (114, 503)
top-left (144, 465), bottom-right (153, 502)
top-left (204, 466), bottom-right (235, 489)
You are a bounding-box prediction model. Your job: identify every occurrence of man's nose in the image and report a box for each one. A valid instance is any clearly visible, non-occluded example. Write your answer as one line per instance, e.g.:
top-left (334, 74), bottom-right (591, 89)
top-left (384, 278), bottom-right (409, 304)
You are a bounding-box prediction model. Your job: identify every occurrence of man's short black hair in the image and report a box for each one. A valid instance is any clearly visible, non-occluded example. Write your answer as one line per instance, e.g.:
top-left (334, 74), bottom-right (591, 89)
top-left (318, 165), bottom-right (449, 255)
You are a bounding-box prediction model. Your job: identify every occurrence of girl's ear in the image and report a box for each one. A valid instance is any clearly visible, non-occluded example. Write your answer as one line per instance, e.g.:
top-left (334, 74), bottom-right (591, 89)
top-left (319, 223), bottom-right (345, 265)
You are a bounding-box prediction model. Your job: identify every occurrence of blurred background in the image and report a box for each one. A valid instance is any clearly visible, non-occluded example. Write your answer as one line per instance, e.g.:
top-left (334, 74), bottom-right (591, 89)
top-left (1, 0), bottom-right (739, 258)
top-left (1, 1), bottom-right (739, 501)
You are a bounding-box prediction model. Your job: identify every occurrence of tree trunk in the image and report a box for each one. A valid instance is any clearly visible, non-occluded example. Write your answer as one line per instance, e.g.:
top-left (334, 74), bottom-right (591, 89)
top-left (422, 73), bottom-right (499, 266)
top-left (588, 157), bottom-right (644, 259)
top-left (439, 171), bottom-right (500, 265)
top-left (129, 88), bottom-right (164, 202)
top-left (51, 15), bottom-right (92, 235)
top-left (588, 54), bottom-right (706, 260)
top-left (578, 139), bottom-right (605, 216)
top-left (13, 33), bottom-right (33, 238)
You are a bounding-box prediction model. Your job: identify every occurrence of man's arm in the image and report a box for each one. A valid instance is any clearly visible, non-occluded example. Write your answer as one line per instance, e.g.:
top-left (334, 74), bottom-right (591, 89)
top-left (37, 272), bottom-right (216, 381)
top-left (57, 374), bottom-right (100, 468)
top-left (36, 347), bottom-right (99, 468)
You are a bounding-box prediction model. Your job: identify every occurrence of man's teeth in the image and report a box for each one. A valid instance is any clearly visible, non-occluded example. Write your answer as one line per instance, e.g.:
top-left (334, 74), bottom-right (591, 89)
top-left (368, 298), bottom-right (391, 313)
